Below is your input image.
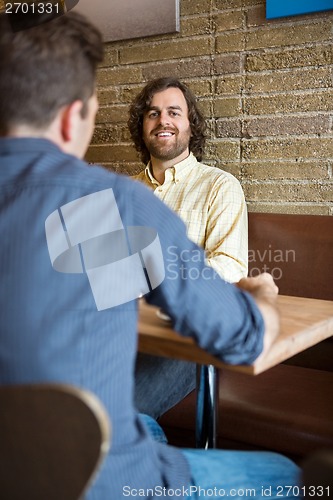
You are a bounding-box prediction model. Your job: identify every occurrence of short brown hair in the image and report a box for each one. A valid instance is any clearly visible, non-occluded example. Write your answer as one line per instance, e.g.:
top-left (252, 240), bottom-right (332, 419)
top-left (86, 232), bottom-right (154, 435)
top-left (128, 77), bottom-right (206, 164)
top-left (0, 12), bottom-right (103, 134)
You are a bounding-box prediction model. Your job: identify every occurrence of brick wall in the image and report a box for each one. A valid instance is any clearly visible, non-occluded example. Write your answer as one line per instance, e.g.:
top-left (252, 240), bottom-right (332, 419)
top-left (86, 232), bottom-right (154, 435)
top-left (1, 0), bottom-right (332, 214)
top-left (88, 0), bottom-right (333, 215)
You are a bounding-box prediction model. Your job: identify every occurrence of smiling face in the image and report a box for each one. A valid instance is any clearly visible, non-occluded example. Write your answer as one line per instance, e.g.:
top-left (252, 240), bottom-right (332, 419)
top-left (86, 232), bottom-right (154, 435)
top-left (142, 87), bottom-right (192, 164)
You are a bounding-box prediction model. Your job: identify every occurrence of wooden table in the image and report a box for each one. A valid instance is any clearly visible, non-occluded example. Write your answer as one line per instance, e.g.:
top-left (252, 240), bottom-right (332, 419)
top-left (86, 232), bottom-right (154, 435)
top-left (138, 295), bottom-right (333, 447)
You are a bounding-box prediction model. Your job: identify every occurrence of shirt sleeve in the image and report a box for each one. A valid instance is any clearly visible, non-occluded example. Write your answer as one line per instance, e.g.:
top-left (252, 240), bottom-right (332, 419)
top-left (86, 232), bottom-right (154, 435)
top-left (205, 173), bottom-right (248, 283)
top-left (130, 179), bottom-right (264, 366)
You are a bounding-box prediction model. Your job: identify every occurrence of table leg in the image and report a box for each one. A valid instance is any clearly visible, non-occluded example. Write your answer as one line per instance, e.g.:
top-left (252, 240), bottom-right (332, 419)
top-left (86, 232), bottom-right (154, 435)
top-left (195, 364), bottom-right (219, 449)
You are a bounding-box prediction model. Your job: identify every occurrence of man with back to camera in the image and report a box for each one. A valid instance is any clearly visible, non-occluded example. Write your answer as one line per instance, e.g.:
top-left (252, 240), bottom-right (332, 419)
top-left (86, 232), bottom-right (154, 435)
top-left (0, 10), bottom-right (301, 499)
top-left (129, 77), bottom-right (248, 418)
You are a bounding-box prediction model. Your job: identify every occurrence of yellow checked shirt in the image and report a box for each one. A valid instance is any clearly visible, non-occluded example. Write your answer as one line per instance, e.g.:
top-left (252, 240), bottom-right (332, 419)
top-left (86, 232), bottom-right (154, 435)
top-left (133, 153), bottom-right (248, 283)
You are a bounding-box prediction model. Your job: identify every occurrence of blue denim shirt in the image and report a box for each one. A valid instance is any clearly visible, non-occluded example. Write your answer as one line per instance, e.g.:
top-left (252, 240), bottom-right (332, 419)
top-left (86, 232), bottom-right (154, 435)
top-left (0, 138), bottom-right (264, 499)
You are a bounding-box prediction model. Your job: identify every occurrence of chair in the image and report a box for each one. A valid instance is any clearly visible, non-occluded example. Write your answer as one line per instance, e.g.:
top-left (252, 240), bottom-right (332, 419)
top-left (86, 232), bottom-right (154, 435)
top-left (0, 383), bottom-right (111, 500)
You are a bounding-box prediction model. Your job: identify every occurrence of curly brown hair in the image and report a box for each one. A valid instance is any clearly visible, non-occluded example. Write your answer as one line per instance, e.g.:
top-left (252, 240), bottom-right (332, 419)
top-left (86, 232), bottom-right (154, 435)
top-left (128, 77), bottom-right (206, 164)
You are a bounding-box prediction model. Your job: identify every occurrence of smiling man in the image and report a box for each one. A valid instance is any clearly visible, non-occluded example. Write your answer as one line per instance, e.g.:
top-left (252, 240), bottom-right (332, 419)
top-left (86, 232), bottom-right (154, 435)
top-left (129, 77), bottom-right (248, 419)
top-left (141, 86), bottom-right (192, 179)
top-left (129, 77), bottom-right (248, 283)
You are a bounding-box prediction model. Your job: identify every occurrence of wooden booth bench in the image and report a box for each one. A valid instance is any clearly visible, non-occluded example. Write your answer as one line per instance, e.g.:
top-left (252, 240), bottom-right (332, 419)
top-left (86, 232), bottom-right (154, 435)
top-left (159, 213), bottom-right (333, 459)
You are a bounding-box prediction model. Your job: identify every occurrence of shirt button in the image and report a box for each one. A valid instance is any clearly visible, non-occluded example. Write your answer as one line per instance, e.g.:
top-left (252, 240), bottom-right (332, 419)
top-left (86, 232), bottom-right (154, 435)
top-left (157, 188), bottom-right (163, 193)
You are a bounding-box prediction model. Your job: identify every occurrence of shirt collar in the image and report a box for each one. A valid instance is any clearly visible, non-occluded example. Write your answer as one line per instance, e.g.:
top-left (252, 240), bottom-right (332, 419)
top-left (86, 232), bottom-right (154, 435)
top-left (144, 152), bottom-right (197, 186)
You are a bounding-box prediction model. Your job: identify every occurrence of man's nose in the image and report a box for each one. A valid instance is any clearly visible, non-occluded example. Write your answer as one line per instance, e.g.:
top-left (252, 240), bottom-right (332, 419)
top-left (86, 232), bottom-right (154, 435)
top-left (158, 110), bottom-right (171, 127)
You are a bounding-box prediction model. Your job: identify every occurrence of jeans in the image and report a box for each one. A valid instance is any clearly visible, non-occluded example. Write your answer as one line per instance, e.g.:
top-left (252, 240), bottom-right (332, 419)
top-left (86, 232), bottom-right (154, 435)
top-left (140, 415), bottom-right (302, 499)
top-left (135, 353), bottom-right (196, 418)
top-left (182, 449), bottom-right (302, 499)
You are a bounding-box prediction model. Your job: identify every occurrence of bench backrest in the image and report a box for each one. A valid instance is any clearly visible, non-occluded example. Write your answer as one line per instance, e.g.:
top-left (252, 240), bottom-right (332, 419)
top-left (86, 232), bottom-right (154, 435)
top-left (248, 213), bottom-right (333, 300)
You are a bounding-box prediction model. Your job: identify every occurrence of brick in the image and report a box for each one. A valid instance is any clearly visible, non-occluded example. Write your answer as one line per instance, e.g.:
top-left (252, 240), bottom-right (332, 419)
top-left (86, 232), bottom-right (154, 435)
top-left (243, 116), bottom-right (331, 138)
top-left (91, 125), bottom-right (122, 145)
top-left (119, 85), bottom-right (146, 104)
top-left (121, 127), bottom-right (133, 143)
top-left (247, 21), bottom-right (333, 50)
top-left (245, 67), bottom-right (332, 93)
top-left (246, 4), bottom-right (271, 27)
top-left (247, 203), bottom-right (331, 215)
top-left (197, 99), bottom-right (212, 119)
top-left (142, 57), bottom-right (212, 81)
top-left (99, 162), bottom-right (143, 176)
top-left (118, 163), bottom-right (144, 176)
top-left (214, 0), bottom-right (261, 9)
top-left (96, 105), bottom-right (128, 125)
top-left (186, 80), bottom-right (213, 97)
top-left (216, 119), bottom-right (242, 137)
top-left (218, 162), bottom-right (241, 177)
top-left (97, 88), bottom-right (119, 106)
top-left (205, 140), bottom-right (240, 161)
top-left (243, 0), bottom-right (263, 6)
top-left (243, 181), bottom-right (333, 203)
top-left (97, 67), bottom-right (142, 86)
top-left (91, 162), bottom-right (137, 176)
top-left (205, 120), bottom-right (215, 138)
top-left (100, 48), bottom-right (118, 68)
top-left (216, 32), bottom-right (245, 53)
top-left (92, 125), bottom-right (131, 144)
top-left (246, 46), bottom-right (333, 72)
top-left (213, 11), bottom-right (243, 32)
top-left (181, 0), bottom-right (211, 16)
top-left (214, 97), bottom-right (241, 117)
top-left (98, 163), bottom-right (141, 176)
top-left (244, 90), bottom-right (333, 115)
top-left (181, 17), bottom-right (212, 36)
top-left (320, 183), bottom-right (333, 201)
top-left (85, 145), bottom-right (138, 163)
top-left (242, 161), bottom-right (331, 180)
top-left (214, 0), bottom-right (243, 8)
top-left (242, 138), bottom-right (333, 161)
top-left (215, 75), bottom-right (244, 95)
top-left (120, 37), bottom-right (212, 64)
top-left (125, 163), bottom-right (146, 175)
top-left (213, 54), bottom-right (241, 75)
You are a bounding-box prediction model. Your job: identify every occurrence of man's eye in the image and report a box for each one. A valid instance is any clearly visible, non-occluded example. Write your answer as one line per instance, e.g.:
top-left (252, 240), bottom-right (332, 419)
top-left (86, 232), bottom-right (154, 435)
top-left (170, 111), bottom-right (180, 117)
top-left (148, 112), bottom-right (158, 118)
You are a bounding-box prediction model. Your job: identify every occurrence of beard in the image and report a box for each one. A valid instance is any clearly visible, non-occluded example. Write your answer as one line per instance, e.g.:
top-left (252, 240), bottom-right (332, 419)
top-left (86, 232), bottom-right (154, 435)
top-left (144, 126), bottom-right (191, 162)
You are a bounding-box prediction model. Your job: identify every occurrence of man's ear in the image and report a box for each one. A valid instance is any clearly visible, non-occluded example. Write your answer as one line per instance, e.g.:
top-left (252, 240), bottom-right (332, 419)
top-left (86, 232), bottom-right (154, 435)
top-left (60, 101), bottom-right (83, 142)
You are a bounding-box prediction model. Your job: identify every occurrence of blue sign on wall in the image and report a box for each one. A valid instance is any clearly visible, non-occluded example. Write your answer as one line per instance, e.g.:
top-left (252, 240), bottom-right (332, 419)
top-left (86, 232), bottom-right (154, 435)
top-left (266, 0), bottom-right (333, 19)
